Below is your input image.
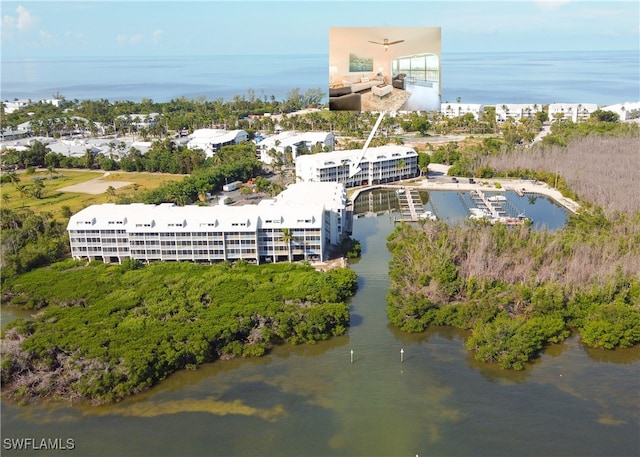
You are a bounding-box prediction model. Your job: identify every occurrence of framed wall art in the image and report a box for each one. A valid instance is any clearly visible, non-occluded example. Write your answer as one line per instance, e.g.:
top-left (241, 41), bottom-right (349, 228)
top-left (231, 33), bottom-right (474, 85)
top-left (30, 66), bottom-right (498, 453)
top-left (349, 53), bottom-right (373, 72)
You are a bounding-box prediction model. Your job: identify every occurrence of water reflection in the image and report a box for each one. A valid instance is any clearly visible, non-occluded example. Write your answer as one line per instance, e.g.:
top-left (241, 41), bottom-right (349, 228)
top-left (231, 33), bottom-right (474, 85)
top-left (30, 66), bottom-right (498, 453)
top-left (2, 193), bottom-right (638, 457)
top-left (0, 304), bottom-right (36, 329)
top-left (583, 342), bottom-right (640, 364)
top-left (353, 188), bottom-right (569, 230)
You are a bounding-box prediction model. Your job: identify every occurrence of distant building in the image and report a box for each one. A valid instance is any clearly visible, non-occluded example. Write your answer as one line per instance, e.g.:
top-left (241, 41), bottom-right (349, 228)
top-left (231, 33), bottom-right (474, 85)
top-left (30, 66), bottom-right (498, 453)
top-left (600, 102), bottom-right (640, 121)
top-left (295, 145), bottom-right (419, 188)
top-left (47, 140), bottom-right (102, 158)
top-left (2, 99), bottom-right (32, 114)
top-left (495, 103), bottom-right (542, 123)
top-left (117, 113), bottom-right (161, 129)
top-left (42, 99), bottom-right (63, 108)
top-left (67, 182), bottom-right (347, 264)
top-left (187, 129), bottom-right (248, 157)
top-left (0, 121), bottom-right (31, 140)
top-left (441, 103), bottom-right (485, 120)
top-left (257, 131), bottom-right (334, 164)
top-left (548, 103), bottom-right (599, 123)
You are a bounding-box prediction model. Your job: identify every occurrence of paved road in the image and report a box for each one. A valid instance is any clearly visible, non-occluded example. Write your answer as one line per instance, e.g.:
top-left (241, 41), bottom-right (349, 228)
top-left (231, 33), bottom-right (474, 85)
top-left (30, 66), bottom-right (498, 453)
top-left (532, 122), bottom-right (552, 144)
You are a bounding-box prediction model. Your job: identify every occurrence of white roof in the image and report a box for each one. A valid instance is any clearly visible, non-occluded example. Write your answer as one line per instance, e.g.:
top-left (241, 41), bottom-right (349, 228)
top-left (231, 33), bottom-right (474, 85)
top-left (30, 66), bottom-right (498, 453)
top-left (602, 101), bottom-right (640, 111)
top-left (47, 140), bottom-right (101, 157)
top-left (548, 103), bottom-right (599, 110)
top-left (276, 182), bottom-right (345, 211)
top-left (117, 113), bottom-right (160, 121)
top-left (441, 103), bottom-right (484, 110)
top-left (67, 182), bottom-right (346, 233)
top-left (495, 103), bottom-right (542, 111)
top-left (189, 129), bottom-right (247, 143)
top-left (295, 145), bottom-right (416, 168)
top-left (69, 203), bottom-right (260, 232)
top-left (130, 141), bottom-right (152, 154)
top-left (257, 131), bottom-right (332, 149)
top-left (256, 200), bottom-right (324, 229)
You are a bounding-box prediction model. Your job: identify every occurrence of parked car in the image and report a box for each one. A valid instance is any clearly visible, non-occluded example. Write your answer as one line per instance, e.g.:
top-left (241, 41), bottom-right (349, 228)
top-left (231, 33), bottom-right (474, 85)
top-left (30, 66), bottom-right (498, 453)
top-left (451, 177), bottom-right (458, 183)
top-left (468, 178), bottom-right (476, 184)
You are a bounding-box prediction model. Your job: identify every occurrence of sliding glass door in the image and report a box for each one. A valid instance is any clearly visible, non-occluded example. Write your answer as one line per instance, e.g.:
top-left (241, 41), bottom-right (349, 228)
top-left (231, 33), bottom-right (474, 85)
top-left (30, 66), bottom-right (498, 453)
top-left (392, 53), bottom-right (439, 85)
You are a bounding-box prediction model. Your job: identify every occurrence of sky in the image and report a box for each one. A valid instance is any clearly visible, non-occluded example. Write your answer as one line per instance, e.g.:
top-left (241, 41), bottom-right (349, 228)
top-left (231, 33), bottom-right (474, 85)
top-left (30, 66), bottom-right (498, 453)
top-left (1, 0), bottom-right (639, 58)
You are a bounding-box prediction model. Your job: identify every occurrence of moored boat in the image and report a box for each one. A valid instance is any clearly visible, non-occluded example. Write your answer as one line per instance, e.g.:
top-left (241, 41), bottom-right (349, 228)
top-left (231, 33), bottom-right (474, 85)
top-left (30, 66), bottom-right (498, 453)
top-left (418, 211), bottom-right (437, 221)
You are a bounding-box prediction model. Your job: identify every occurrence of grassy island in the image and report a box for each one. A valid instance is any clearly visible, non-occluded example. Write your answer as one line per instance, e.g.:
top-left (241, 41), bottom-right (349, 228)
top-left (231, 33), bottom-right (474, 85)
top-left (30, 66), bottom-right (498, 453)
top-left (1, 261), bottom-right (357, 404)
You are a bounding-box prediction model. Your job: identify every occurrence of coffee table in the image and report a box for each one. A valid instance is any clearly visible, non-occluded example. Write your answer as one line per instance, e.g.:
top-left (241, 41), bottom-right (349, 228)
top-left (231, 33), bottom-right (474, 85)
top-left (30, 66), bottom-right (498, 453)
top-left (371, 84), bottom-right (393, 98)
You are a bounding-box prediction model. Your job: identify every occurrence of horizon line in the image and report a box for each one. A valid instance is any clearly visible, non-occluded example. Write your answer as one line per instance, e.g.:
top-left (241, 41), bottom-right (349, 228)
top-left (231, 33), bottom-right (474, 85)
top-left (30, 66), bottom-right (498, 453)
top-left (2, 49), bottom-right (639, 60)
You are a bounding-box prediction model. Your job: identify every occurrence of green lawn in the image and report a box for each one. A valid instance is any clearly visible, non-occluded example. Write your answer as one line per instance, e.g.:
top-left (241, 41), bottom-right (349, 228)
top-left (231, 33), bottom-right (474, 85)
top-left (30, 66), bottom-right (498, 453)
top-left (1, 169), bottom-right (184, 217)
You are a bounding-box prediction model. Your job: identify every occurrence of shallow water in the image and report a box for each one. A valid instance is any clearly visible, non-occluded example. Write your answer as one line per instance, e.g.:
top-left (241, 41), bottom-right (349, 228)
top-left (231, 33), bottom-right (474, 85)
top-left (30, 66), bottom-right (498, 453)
top-left (2, 193), bottom-right (638, 457)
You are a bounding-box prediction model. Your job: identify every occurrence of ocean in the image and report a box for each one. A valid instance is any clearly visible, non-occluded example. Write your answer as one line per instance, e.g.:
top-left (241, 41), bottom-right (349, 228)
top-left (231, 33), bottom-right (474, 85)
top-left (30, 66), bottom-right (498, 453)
top-left (1, 50), bottom-right (638, 106)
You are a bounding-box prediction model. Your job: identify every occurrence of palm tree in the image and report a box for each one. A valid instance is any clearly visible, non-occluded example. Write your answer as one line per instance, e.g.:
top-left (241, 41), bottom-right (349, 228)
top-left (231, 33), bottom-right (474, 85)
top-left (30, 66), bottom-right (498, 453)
top-left (396, 159), bottom-right (406, 180)
top-left (176, 194), bottom-right (188, 207)
top-left (6, 171), bottom-right (20, 187)
top-left (15, 184), bottom-right (28, 207)
top-left (30, 179), bottom-right (45, 199)
top-left (106, 185), bottom-right (116, 202)
top-left (281, 228), bottom-right (293, 262)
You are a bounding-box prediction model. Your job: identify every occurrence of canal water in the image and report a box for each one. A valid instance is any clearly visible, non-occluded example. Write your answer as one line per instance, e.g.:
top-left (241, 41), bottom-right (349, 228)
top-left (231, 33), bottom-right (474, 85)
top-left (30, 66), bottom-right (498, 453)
top-left (353, 189), bottom-right (569, 230)
top-left (2, 191), bottom-right (639, 456)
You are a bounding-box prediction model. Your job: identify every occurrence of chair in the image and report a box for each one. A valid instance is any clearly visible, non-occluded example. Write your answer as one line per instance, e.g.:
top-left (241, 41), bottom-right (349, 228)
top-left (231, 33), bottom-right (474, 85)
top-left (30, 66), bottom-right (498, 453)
top-left (392, 73), bottom-right (406, 90)
top-left (329, 87), bottom-right (361, 111)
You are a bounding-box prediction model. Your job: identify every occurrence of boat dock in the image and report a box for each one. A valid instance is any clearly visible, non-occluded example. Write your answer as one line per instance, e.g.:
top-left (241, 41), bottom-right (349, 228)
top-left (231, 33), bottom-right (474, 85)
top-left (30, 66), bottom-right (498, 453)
top-left (470, 190), bottom-right (505, 219)
top-left (395, 187), bottom-right (437, 222)
top-left (468, 190), bottom-right (529, 225)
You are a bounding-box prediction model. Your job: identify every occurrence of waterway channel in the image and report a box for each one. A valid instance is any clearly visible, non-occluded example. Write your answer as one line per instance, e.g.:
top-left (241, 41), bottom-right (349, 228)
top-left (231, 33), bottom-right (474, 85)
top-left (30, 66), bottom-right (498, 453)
top-left (1, 190), bottom-right (639, 456)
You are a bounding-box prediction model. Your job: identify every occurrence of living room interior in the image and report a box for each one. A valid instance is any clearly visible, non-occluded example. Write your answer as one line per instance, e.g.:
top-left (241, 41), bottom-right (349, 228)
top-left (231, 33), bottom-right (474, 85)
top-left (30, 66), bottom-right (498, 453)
top-left (328, 27), bottom-right (441, 112)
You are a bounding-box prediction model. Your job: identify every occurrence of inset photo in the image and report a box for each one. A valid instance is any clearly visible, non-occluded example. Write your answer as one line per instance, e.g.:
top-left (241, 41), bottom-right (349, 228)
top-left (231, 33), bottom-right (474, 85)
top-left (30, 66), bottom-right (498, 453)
top-left (329, 27), bottom-right (441, 112)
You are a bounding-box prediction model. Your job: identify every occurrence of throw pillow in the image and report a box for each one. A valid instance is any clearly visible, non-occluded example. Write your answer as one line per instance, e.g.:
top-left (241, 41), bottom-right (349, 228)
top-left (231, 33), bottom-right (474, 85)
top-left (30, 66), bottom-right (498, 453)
top-left (361, 76), bottom-right (369, 83)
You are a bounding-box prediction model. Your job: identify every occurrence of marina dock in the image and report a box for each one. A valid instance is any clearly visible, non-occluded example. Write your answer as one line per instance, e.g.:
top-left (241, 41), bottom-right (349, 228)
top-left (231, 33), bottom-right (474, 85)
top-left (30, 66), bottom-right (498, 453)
top-left (468, 190), bottom-right (528, 225)
top-left (395, 188), bottom-right (437, 222)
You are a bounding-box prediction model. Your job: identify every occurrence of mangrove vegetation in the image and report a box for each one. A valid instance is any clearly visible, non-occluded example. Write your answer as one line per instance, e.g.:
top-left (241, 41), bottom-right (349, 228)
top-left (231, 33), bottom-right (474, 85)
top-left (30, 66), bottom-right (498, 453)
top-left (1, 261), bottom-right (357, 404)
top-left (387, 126), bottom-right (640, 369)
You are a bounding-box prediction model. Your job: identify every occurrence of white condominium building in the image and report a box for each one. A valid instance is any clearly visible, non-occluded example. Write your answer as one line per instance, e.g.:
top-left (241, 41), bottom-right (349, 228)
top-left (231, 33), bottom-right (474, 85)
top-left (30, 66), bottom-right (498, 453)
top-left (495, 103), bottom-right (542, 123)
top-left (67, 182), bottom-right (347, 265)
top-left (295, 145), bottom-right (419, 188)
top-left (548, 103), bottom-right (599, 123)
top-left (116, 113), bottom-right (160, 129)
top-left (441, 103), bottom-right (485, 120)
top-left (275, 181), bottom-right (347, 245)
top-left (601, 102), bottom-right (640, 121)
top-left (187, 129), bottom-right (249, 157)
top-left (257, 131), bottom-right (335, 164)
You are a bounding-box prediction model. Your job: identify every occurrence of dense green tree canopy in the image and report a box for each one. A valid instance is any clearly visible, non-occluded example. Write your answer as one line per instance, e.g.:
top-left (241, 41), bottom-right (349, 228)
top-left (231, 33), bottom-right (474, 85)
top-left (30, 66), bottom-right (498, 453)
top-left (1, 261), bottom-right (357, 404)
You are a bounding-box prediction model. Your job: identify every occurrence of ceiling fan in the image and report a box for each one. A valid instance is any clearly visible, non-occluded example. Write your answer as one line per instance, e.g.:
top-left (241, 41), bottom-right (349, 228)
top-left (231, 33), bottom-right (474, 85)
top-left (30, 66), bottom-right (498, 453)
top-left (368, 38), bottom-right (405, 51)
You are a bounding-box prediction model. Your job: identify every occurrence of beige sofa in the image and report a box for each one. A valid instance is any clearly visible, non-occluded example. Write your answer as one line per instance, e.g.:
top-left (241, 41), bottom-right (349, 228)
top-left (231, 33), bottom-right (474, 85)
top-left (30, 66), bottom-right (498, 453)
top-left (341, 74), bottom-right (383, 93)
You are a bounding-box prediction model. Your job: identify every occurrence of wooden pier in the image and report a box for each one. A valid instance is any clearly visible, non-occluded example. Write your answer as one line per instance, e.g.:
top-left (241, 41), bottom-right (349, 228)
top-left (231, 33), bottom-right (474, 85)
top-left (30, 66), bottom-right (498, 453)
top-left (395, 188), bottom-right (436, 222)
top-left (468, 190), bottom-right (529, 225)
top-left (470, 190), bottom-right (504, 219)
